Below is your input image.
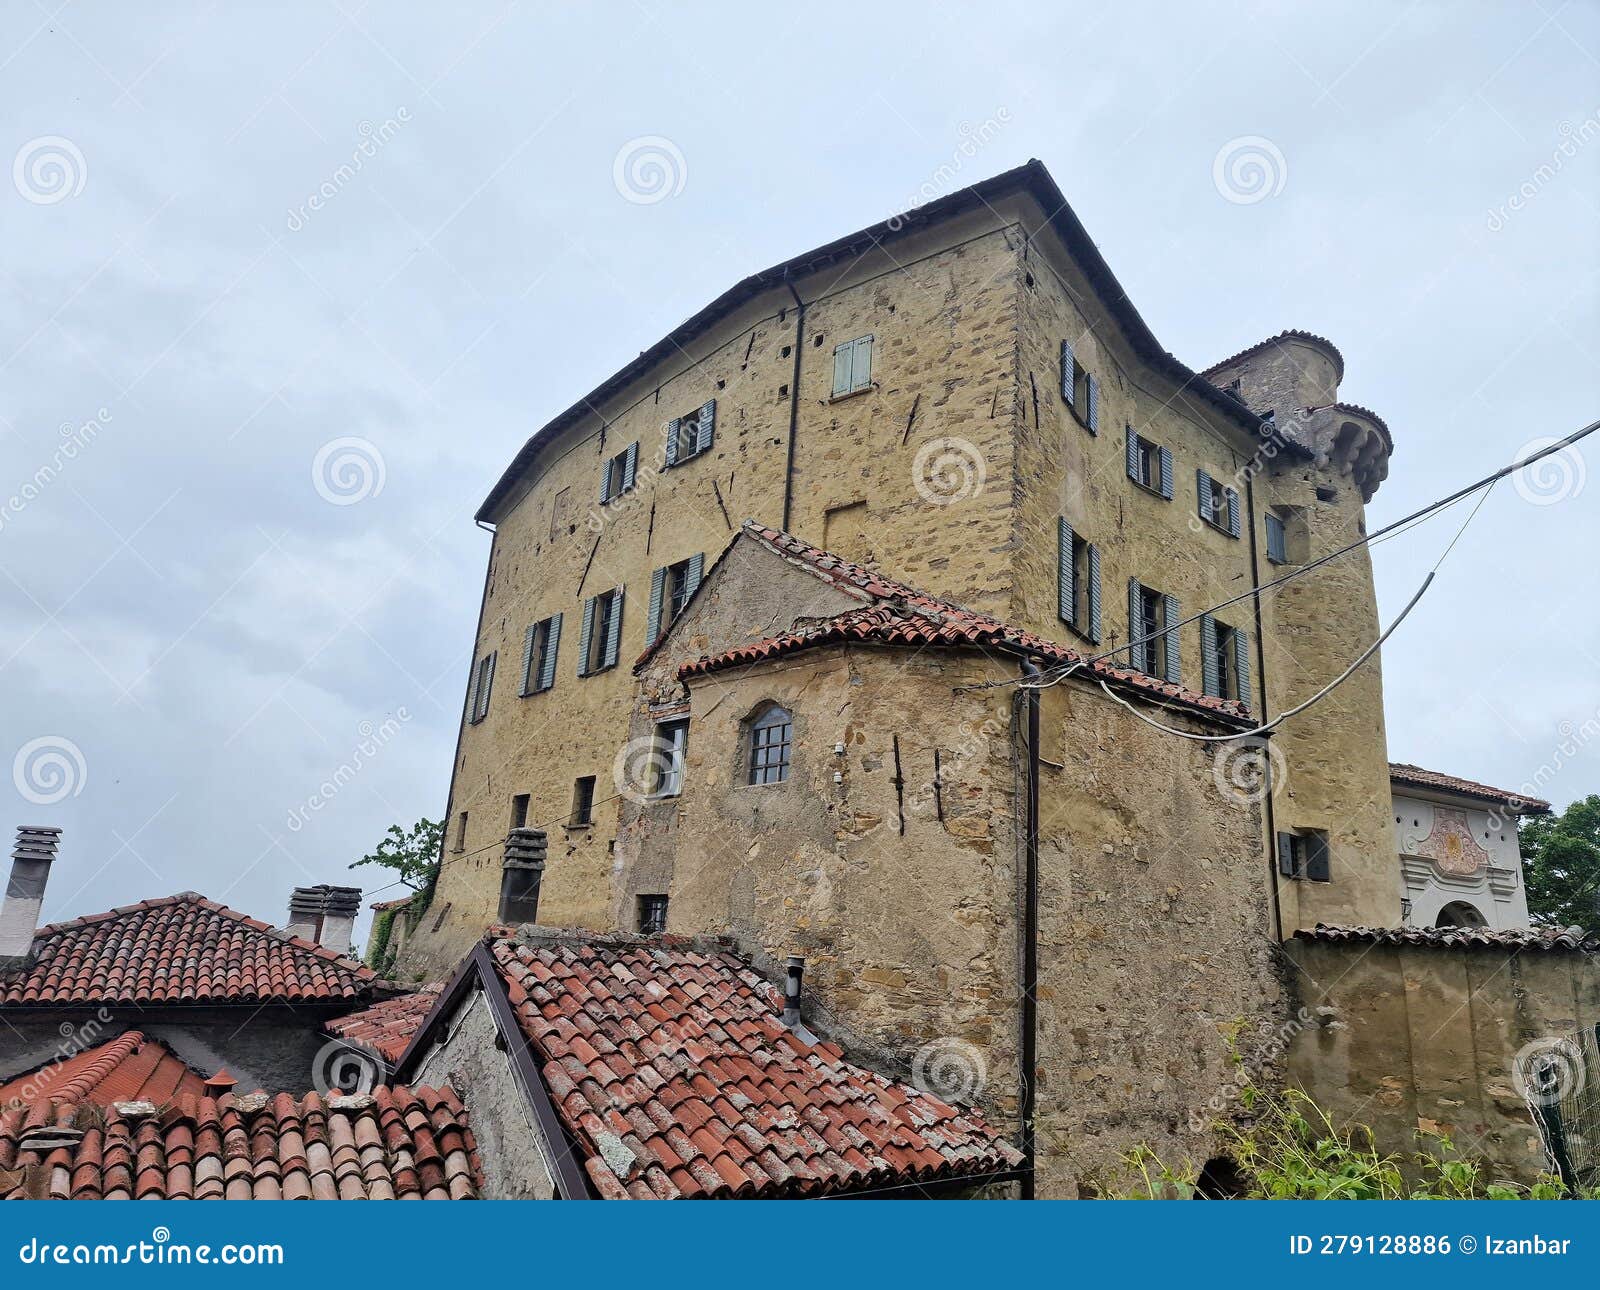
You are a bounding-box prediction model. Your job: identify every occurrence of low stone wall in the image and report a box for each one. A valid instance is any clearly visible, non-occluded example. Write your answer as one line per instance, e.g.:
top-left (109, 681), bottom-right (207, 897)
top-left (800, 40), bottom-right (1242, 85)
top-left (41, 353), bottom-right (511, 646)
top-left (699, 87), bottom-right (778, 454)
top-left (1283, 935), bottom-right (1600, 1185)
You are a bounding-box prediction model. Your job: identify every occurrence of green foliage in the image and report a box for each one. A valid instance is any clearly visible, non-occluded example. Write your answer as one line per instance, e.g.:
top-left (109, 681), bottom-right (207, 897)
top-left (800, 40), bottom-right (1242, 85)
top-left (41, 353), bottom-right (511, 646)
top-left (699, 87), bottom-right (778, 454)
top-left (349, 818), bottom-right (443, 892)
top-left (1523, 795), bottom-right (1600, 928)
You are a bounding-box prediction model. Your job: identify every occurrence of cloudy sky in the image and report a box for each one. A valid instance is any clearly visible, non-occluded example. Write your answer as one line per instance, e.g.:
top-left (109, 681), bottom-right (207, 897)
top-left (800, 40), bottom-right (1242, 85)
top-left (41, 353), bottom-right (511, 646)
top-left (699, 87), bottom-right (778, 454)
top-left (2, 3), bottom-right (1596, 949)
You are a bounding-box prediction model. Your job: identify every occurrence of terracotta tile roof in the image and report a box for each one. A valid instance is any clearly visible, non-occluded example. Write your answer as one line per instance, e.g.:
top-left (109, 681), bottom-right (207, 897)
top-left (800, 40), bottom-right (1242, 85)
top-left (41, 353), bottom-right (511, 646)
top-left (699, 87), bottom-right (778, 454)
top-left (370, 895), bottom-right (417, 912)
top-left (1199, 328), bottom-right (1346, 383)
top-left (0, 1032), bottom-right (207, 1112)
top-left (1295, 924), bottom-right (1598, 952)
top-left (0, 891), bottom-right (385, 1007)
top-left (675, 523), bottom-right (1250, 726)
top-left (490, 934), bottom-right (1021, 1199)
top-left (0, 1086), bottom-right (480, 1200)
top-left (325, 986), bottom-right (443, 1065)
top-left (1389, 762), bottom-right (1551, 814)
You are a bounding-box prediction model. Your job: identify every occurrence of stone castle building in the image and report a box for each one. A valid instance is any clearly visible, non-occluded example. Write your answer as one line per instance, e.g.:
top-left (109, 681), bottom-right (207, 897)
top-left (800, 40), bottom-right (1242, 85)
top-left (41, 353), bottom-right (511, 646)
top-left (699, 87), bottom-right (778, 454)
top-left (396, 160), bottom-right (1595, 1195)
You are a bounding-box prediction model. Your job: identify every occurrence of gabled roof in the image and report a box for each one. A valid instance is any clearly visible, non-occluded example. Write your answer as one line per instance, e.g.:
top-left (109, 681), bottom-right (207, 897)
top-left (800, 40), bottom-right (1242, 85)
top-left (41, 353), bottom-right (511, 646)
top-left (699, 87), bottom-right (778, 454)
top-left (0, 1032), bottom-right (207, 1111)
top-left (325, 986), bottom-right (443, 1064)
top-left (477, 158), bottom-right (1264, 523)
top-left (0, 891), bottom-right (386, 1008)
top-left (673, 522), bottom-right (1251, 726)
top-left (484, 934), bottom-right (1021, 1199)
top-left (0, 1086), bottom-right (480, 1199)
top-left (1389, 762), bottom-right (1550, 814)
top-left (1296, 924), bottom-right (1595, 952)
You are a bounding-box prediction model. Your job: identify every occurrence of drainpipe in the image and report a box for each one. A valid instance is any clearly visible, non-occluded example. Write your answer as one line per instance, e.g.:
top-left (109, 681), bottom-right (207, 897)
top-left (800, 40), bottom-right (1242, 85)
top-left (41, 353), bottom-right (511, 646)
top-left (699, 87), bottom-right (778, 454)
top-left (1242, 478), bottom-right (1284, 942)
top-left (1018, 659), bottom-right (1041, 1199)
top-left (781, 275), bottom-right (806, 533)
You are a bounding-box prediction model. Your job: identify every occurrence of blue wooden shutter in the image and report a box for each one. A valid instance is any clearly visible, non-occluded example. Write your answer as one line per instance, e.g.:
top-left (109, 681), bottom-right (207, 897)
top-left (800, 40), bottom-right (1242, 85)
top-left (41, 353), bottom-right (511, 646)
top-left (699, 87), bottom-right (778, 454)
top-left (1277, 831), bottom-right (1297, 878)
top-left (1057, 518), bottom-right (1075, 625)
top-left (598, 456), bottom-right (612, 505)
top-left (1087, 544), bottom-right (1102, 644)
top-left (1200, 614), bottom-right (1219, 697)
top-left (664, 418), bottom-right (681, 468)
top-left (1060, 340), bottom-right (1076, 406)
top-left (1306, 832), bottom-right (1331, 883)
top-left (520, 623), bottom-right (538, 696)
top-left (1226, 487), bottom-right (1240, 537)
top-left (1197, 470), bottom-right (1213, 524)
top-left (539, 614), bottom-right (562, 692)
top-left (1127, 578), bottom-right (1145, 672)
top-left (832, 341), bottom-right (852, 396)
top-left (695, 400), bottom-right (716, 456)
top-left (1234, 627), bottom-right (1251, 711)
top-left (465, 656), bottom-right (481, 723)
top-left (851, 336), bottom-right (873, 391)
top-left (1159, 446), bottom-right (1174, 500)
top-left (1266, 513), bottom-right (1287, 563)
top-left (685, 551), bottom-right (705, 599)
top-left (646, 566), bottom-right (667, 646)
top-left (603, 586), bottom-right (625, 668)
top-left (1162, 594), bottom-right (1181, 684)
top-left (1125, 429), bottom-right (1139, 482)
top-left (577, 595), bottom-right (597, 677)
top-left (478, 651), bottom-right (495, 720)
top-left (623, 441), bottom-right (639, 491)
top-left (1086, 373), bottom-right (1100, 435)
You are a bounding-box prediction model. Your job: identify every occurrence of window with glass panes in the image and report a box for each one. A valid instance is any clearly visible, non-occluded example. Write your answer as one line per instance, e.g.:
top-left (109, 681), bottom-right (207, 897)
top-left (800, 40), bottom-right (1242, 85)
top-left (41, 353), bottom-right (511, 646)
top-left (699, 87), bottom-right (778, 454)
top-left (748, 707), bottom-right (792, 785)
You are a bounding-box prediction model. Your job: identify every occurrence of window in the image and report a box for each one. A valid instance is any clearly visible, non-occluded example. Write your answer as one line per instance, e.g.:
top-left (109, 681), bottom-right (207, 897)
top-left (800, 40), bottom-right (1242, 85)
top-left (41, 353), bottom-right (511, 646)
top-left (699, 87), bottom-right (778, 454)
top-left (748, 706), bottom-right (793, 785)
top-left (646, 553), bottom-right (705, 646)
top-left (637, 894), bottom-right (669, 934)
top-left (1128, 578), bottom-right (1180, 683)
top-left (598, 442), bottom-right (639, 505)
top-left (519, 613), bottom-right (563, 696)
top-left (650, 719), bottom-right (688, 798)
top-left (1056, 517), bottom-right (1101, 643)
top-left (578, 587), bottom-right (624, 676)
top-left (510, 794), bottom-right (530, 830)
top-left (664, 399), bottom-right (715, 468)
top-left (1277, 829), bottom-right (1330, 883)
top-left (831, 335), bottom-right (874, 397)
top-left (1265, 506), bottom-right (1306, 565)
top-left (466, 651), bottom-right (496, 724)
top-left (1059, 339), bottom-right (1100, 434)
top-left (1126, 430), bottom-right (1172, 498)
top-left (1196, 470), bottom-right (1240, 537)
top-left (570, 775), bottom-right (595, 827)
top-left (454, 811), bottom-right (468, 853)
top-left (1201, 615), bottom-right (1250, 706)
top-left (1265, 512), bottom-right (1289, 564)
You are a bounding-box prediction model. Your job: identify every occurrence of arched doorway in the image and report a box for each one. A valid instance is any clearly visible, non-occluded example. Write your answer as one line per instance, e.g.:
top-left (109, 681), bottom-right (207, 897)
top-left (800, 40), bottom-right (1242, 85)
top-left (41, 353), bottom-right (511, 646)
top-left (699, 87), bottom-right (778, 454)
top-left (1435, 900), bottom-right (1488, 929)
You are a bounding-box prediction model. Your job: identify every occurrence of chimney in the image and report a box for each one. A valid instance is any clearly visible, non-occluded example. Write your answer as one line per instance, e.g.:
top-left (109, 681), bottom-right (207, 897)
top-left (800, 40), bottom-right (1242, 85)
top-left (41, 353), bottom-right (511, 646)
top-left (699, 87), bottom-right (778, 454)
top-left (0, 826), bottom-right (62, 969)
top-left (203, 1069), bottom-right (237, 1100)
top-left (285, 884), bottom-right (362, 952)
top-left (782, 955), bottom-right (804, 1030)
top-left (498, 828), bottom-right (546, 925)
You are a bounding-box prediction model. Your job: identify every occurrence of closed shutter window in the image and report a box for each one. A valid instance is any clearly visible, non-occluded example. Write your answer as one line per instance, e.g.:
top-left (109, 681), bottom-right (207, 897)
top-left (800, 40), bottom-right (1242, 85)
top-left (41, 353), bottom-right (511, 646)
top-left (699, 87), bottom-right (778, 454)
top-left (1057, 517), bottom-right (1075, 626)
top-left (537, 613), bottom-right (562, 692)
top-left (832, 336), bottom-right (874, 396)
top-left (1266, 513), bottom-right (1288, 564)
top-left (603, 586), bottom-right (625, 669)
top-left (1306, 831), bottom-right (1331, 883)
top-left (1060, 339), bottom-right (1076, 407)
top-left (1086, 372), bottom-right (1100, 435)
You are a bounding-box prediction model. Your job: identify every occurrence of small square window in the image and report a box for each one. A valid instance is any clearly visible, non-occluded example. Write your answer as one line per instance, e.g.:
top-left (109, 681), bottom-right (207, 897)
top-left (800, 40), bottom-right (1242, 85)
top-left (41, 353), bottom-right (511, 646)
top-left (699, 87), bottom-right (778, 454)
top-left (638, 894), bottom-right (669, 934)
top-left (570, 775), bottom-right (595, 827)
top-left (1277, 829), bottom-right (1330, 882)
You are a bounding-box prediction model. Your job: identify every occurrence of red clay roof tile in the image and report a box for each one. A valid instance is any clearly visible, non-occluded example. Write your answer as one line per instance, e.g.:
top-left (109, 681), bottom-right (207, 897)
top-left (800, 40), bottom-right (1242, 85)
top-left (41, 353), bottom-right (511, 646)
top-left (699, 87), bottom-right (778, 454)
top-left (1388, 762), bottom-right (1551, 814)
top-left (323, 985), bottom-right (443, 1064)
top-left (0, 892), bottom-right (385, 1007)
top-left (490, 935), bottom-right (1020, 1198)
top-left (0, 1032), bottom-right (208, 1111)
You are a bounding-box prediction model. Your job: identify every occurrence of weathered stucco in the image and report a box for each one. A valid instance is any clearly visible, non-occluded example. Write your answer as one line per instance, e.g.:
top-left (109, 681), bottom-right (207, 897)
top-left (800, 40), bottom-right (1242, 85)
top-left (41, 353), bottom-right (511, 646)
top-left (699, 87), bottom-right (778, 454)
top-left (1284, 938), bottom-right (1600, 1185)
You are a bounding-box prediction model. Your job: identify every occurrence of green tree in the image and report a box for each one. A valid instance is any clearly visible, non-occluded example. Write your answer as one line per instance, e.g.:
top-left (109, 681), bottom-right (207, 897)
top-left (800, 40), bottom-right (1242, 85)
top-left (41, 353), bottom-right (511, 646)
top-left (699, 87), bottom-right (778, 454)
top-left (350, 817), bottom-right (443, 893)
top-left (1522, 795), bottom-right (1600, 929)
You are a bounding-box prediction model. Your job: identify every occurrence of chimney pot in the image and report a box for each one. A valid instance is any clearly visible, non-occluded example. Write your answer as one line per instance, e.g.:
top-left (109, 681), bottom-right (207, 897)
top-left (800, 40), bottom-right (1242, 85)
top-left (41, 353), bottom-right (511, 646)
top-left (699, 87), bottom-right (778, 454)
top-left (0, 825), bottom-right (61, 968)
top-left (285, 884), bottom-right (362, 952)
top-left (499, 829), bottom-right (547, 925)
top-left (203, 1070), bottom-right (237, 1099)
top-left (782, 955), bottom-right (804, 1030)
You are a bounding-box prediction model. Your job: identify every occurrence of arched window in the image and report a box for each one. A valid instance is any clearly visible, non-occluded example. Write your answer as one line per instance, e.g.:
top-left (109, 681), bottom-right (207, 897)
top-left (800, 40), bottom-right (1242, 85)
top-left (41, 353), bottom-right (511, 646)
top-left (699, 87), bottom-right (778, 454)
top-left (748, 706), bottom-right (792, 785)
top-left (1436, 900), bottom-right (1488, 929)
